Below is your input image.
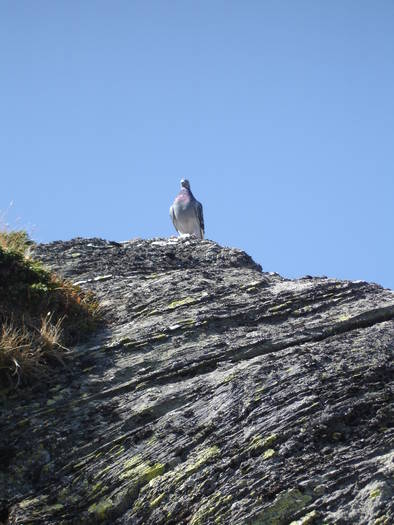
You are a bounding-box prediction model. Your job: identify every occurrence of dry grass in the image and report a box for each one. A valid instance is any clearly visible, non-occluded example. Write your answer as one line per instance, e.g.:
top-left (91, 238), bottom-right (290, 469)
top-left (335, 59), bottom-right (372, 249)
top-left (39, 313), bottom-right (66, 354)
top-left (0, 322), bottom-right (31, 387)
top-left (0, 322), bottom-right (44, 387)
top-left (0, 230), bottom-right (101, 390)
top-left (0, 314), bottom-right (72, 388)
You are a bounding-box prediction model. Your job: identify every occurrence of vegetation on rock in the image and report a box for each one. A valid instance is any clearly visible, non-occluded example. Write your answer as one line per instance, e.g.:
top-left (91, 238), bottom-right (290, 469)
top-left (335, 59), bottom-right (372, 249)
top-left (0, 230), bottom-right (100, 388)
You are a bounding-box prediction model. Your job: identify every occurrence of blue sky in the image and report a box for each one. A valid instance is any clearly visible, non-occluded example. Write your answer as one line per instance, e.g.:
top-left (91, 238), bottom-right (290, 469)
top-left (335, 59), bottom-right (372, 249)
top-left (1, 1), bottom-right (393, 289)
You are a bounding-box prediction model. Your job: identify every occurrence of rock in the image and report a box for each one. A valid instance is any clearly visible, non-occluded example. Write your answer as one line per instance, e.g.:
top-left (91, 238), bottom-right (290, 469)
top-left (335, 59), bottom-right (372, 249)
top-left (1, 236), bottom-right (393, 524)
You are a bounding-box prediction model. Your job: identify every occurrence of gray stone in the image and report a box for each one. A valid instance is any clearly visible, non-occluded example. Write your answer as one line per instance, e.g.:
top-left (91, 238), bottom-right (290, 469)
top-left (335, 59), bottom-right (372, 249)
top-left (1, 236), bottom-right (393, 525)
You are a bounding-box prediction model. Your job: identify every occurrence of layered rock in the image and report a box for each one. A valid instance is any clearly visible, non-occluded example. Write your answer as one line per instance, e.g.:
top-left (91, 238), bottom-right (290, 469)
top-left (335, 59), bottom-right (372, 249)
top-left (1, 237), bottom-right (393, 525)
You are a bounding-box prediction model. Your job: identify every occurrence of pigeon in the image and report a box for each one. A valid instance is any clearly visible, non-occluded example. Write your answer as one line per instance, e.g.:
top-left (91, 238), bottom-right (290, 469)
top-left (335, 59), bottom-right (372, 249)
top-left (170, 179), bottom-right (205, 239)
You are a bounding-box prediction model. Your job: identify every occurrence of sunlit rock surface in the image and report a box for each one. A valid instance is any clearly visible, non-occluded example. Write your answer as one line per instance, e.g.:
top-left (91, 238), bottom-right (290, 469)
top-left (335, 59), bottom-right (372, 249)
top-left (1, 236), bottom-right (393, 524)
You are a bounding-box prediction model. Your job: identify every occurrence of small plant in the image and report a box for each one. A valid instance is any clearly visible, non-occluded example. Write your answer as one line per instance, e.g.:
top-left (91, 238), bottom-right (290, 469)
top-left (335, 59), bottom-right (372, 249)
top-left (0, 228), bottom-right (32, 255)
top-left (0, 230), bottom-right (101, 389)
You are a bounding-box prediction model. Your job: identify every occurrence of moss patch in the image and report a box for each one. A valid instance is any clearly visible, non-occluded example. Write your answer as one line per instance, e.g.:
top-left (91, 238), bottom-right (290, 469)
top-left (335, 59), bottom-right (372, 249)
top-left (150, 493), bottom-right (165, 508)
top-left (168, 297), bottom-right (198, 309)
top-left (221, 373), bottom-right (236, 384)
top-left (374, 517), bottom-right (390, 525)
top-left (119, 455), bottom-right (165, 484)
top-left (263, 449), bottom-right (276, 460)
top-left (190, 492), bottom-right (233, 525)
top-left (268, 302), bottom-right (292, 313)
top-left (88, 498), bottom-right (113, 521)
top-left (247, 433), bottom-right (278, 455)
top-left (184, 446), bottom-right (220, 476)
top-left (251, 488), bottom-right (312, 525)
top-left (369, 488), bottom-right (381, 499)
top-left (290, 510), bottom-right (318, 525)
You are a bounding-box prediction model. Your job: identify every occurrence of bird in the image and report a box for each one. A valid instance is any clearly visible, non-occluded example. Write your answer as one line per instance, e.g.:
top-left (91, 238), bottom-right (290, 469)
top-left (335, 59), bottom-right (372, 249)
top-left (170, 179), bottom-right (205, 239)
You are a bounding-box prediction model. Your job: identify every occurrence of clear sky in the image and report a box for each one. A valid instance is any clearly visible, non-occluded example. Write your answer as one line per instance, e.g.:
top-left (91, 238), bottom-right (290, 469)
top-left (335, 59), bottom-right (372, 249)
top-left (1, 1), bottom-right (393, 289)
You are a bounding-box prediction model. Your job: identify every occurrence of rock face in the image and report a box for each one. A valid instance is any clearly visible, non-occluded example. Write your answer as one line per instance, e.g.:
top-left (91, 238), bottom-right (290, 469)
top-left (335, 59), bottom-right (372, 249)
top-left (1, 237), bottom-right (393, 525)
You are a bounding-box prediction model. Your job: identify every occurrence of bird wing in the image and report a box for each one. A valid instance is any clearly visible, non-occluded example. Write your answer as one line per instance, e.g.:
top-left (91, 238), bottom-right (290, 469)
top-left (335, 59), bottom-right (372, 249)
top-left (169, 205), bottom-right (180, 233)
top-left (196, 201), bottom-right (204, 238)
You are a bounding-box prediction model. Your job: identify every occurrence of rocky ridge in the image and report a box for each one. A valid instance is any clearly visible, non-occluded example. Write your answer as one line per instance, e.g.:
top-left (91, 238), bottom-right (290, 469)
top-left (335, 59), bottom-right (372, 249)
top-left (1, 236), bottom-right (393, 524)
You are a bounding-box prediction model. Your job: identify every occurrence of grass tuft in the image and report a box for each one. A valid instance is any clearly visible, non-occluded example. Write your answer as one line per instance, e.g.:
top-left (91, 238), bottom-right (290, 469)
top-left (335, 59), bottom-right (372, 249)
top-left (0, 229), bottom-right (101, 389)
top-left (0, 228), bottom-right (32, 255)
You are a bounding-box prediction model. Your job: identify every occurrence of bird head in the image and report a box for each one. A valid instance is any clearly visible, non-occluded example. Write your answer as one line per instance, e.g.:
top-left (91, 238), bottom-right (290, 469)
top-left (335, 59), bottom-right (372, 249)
top-left (180, 179), bottom-right (190, 190)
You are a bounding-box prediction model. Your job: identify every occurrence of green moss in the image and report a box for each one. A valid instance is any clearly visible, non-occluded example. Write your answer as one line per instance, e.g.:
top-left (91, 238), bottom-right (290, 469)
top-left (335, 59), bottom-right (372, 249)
top-left (146, 462), bottom-right (166, 481)
top-left (132, 305), bottom-right (160, 317)
top-left (94, 465), bottom-right (112, 478)
top-left (184, 446), bottom-right (220, 475)
top-left (248, 435), bottom-right (264, 451)
top-left (121, 455), bottom-right (141, 472)
top-left (251, 488), bottom-right (312, 525)
top-left (263, 434), bottom-right (278, 447)
top-left (151, 333), bottom-right (168, 341)
top-left (374, 516), bottom-right (389, 525)
top-left (55, 486), bottom-right (69, 500)
top-left (119, 332), bottom-right (168, 349)
top-left (178, 318), bottom-right (196, 326)
top-left (133, 305), bottom-right (150, 316)
top-left (168, 297), bottom-right (198, 309)
top-left (369, 488), bottom-right (381, 499)
top-left (289, 510), bottom-right (318, 525)
top-left (254, 385), bottom-right (266, 397)
top-left (19, 497), bottom-right (43, 509)
top-left (145, 273), bottom-right (160, 280)
top-left (292, 306), bottom-right (314, 316)
top-left (92, 481), bottom-right (103, 493)
top-left (247, 434), bottom-right (278, 454)
top-left (120, 455), bottom-right (165, 484)
top-left (135, 381), bottom-right (147, 391)
top-left (268, 302), bottom-right (292, 313)
top-left (46, 503), bottom-right (64, 512)
top-left (221, 373), bottom-right (236, 384)
top-left (150, 493), bottom-right (165, 508)
top-left (263, 449), bottom-right (276, 460)
top-left (190, 492), bottom-right (233, 525)
top-left (88, 498), bottom-right (113, 521)
top-left (144, 446), bottom-right (220, 496)
top-left (108, 444), bottom-right (124, 456)
top-left (124, 341), bottom-right (139, 349)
